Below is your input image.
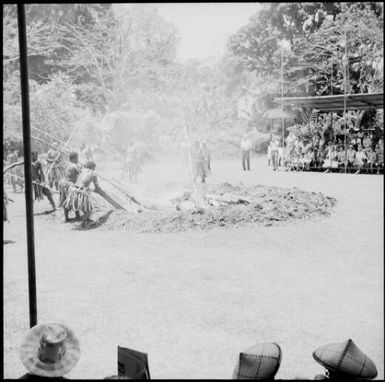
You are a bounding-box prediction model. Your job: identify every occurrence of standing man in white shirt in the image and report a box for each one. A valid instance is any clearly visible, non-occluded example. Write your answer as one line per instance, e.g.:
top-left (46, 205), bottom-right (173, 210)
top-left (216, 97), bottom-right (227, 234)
top-left (241, 134), bottom-right (252, 171)
top-left (270, 138), bottom-right (279, 171)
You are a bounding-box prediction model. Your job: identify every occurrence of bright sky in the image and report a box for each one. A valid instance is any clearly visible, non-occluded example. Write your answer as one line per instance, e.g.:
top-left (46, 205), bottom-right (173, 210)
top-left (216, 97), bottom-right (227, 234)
top-left (155, 3), bottom-right (261, 61)
top-left (120, 3), bottom-right (261, 62)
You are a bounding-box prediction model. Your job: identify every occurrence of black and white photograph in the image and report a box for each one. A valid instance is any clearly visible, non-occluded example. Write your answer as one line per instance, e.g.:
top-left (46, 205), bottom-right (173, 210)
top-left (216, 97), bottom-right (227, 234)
top-left (3, 2), bottom-right (384, 379)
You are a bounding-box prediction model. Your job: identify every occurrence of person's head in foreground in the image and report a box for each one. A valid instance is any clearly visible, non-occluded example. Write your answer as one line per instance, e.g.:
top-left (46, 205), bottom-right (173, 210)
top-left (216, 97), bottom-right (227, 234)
top-left (31, 151), bottom-right (39, 162)
top-left (69, 152), bottom-right (78, 164)
top-left (232, 342), bottom-right (282, 380)
top-left (312, 338), bottom-right (377, 381)
top-left (19, 323), bottom-right (80, 379)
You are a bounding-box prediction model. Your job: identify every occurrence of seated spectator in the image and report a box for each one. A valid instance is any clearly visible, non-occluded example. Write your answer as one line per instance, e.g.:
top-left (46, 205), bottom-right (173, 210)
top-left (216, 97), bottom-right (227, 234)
top-left (346, 144), bottom-right (356, 171)
top-left (347, 128), bottom-right (355, 142)
top-left (316, 145), bottom-right (326, 171)
top-left (232, 342), bottom-right (282, 380)
top-left (313, 339), bottom-right (377, 380)
top-left (336, 138), bottom-right (344, 148)
top-left (362, 132), bottom-right (372, 153)
top-left (19, 323), bottom-right (80, 379)
top-left (354, 145), bottom-right (367, 174)
top-left (282, 145), bottom-right (293, 170)
top-left (356, 129), bottom-right (364, 145)
top-left (289, 147), bottom-right (301, 171)
top-left (323, 143), bottom-right (337, 173)
top-left (303, 148), bottom-right (315, 170)
top-left (296, 151), bottom-right (304, 171)
top-left (366, 147), bottom-right (377, 174)
top-left (375, 142), bottom-right (384, 174)
top-left (337, 146), bottom-right (346, 172)
top-left (350, 134), bottom-right (361, 151)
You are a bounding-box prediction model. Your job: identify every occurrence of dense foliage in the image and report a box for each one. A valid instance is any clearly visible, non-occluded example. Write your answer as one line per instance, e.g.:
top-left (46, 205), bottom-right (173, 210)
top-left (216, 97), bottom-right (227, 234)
top-left (3, 3), bottom-right (383, 159)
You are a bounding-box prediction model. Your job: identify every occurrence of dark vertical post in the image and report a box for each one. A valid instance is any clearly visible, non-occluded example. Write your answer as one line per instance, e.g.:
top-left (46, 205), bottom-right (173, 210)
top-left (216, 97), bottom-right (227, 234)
top-left (281, 45), bottom-right (284, 152)
top-left (343, 29), bottom-right (348, 174)
top-left (17, 4), bottom-right (37, 327)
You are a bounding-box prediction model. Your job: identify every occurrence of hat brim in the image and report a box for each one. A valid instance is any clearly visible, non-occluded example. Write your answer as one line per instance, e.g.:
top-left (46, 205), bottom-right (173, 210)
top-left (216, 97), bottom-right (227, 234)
top-left (20, 323), bottom-right (80, 377)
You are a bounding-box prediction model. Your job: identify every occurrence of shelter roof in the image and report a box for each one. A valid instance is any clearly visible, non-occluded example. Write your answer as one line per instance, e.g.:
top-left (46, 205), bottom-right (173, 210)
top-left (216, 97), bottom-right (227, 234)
top-left (273, 93), bottom-right (383, 112)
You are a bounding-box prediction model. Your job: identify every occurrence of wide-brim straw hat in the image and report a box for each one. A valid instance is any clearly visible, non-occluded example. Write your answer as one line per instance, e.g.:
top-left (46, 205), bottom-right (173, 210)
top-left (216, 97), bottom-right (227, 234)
top-left (313, 339), bottom-right (377, 379)
top-left (19, 323), bottom-right (80, 377)
top-left (232, 342), bottom-right (282, 380)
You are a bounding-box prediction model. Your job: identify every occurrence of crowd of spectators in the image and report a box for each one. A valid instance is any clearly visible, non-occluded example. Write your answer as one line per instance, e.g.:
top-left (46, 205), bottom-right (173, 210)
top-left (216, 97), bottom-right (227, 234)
top-left (283, 128), bottom-right (384, 174)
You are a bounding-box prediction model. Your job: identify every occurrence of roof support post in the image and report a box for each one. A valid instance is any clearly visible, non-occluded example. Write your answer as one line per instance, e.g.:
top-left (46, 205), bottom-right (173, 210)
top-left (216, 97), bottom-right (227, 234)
top-left (17, 4), bottom-right (37, 327)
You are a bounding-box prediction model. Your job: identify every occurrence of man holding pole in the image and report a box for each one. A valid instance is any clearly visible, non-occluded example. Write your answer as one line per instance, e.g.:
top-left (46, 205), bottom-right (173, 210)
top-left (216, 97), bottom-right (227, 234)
top-left (59, 152), bottom-right (81, 223)
top-left (46, 142), bottom-right (64, 191)
top-left (63, 161), bottom-right (100, 228)
top-left (31, 150), bottom-right (56, 211)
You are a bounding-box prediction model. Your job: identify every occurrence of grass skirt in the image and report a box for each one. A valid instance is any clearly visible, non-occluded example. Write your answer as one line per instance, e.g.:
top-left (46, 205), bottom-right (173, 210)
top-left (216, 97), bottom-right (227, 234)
top-left (63, 185), bottom-right (97, 212)
top-left (58, 179), bottom-right (71, 207)
top-left (48, 166), bottom-right (65, 182)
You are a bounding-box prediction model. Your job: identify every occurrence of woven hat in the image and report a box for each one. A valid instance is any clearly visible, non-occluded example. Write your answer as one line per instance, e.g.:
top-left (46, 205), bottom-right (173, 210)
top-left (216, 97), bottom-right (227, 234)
top-left (232, 342), bottom-right (282, 380)
top-left (19, 323), bottom-right (80, 377)
top-left (313, 339), bottom-right (377, 379)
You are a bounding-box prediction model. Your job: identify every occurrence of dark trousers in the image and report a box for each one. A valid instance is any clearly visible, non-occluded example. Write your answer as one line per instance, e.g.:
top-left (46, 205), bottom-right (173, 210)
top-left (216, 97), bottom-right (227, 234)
top-left (271, 150), bottom-right (278, 169)
top-left (242, 150), bottom-right (250, 170)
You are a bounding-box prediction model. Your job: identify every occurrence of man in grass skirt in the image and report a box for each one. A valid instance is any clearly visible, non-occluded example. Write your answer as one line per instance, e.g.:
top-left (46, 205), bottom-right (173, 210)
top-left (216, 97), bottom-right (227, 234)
top-left (31, 150), bottom-right (56, 211)
top-left (63, 160), bottom-right (99, 228)
top-left (46, 142), bottom-right (65, 191)
top-left (59, 152), bottom-right (82, 223)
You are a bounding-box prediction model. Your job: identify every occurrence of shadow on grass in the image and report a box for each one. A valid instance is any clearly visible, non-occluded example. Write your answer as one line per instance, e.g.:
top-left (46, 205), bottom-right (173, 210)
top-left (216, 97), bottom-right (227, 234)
top-left (74, 210), bottom-right (114, 231)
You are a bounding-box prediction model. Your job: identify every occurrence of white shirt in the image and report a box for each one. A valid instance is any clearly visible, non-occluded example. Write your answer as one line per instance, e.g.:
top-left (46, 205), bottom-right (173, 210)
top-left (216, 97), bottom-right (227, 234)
top-left (355, 151), bottom-right (367, 164)
top-left (241, 139), bottom-right (252, 151)
top-left (270, 141), bottom-right (279, 151)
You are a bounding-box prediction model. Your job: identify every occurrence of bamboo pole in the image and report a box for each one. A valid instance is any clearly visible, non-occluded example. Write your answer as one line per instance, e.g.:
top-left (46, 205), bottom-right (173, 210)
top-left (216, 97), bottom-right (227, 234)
top-left (281, 44), bottom-right (285, 154)
top-left (344, 29), bottom-right (348, 174)
top-left (97, 173), bottom-right (145, 208)
top-left (31, 136), bottom-right (70, 155)
top-left (7, 173), bottom-right (59, 194)
top-left (31, 126), bottom-right (64, 144)
top-left (17, 4), bottom-right (37, 328)
top-left (93, 187), bottom-right (126, 210)
top-left (3, 160), bottom-right (25, 174)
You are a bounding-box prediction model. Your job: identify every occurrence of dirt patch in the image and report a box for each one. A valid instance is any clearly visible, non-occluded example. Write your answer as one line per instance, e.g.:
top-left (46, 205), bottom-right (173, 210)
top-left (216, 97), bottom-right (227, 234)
top-left (83, 183), bottom-right (336, 233)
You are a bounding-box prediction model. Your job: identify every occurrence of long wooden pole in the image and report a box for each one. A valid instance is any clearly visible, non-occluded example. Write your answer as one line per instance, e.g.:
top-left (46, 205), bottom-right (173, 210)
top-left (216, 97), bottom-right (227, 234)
top-left (344, 29), bottom-right (348, 174)
top-left (17, 4), bottom-right (37, 328)
top-left (8, 172), bottom-right (59, 194)
top-left (31, 126), bottom-right (64, 143)
top-left (31, 136), bottom-right (70, 154)
top-left (281, 44), bottom-right (285, 153)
